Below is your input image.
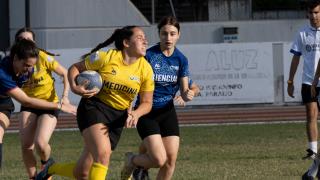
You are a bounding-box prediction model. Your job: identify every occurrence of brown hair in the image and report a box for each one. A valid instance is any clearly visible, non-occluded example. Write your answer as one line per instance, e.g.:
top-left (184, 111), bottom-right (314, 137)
top-left (81, 26), bottom-right (138, 59)
top-left (157, 16), bottom-right (180, 34)
top-left (10, 39), bottom-right (39, 61)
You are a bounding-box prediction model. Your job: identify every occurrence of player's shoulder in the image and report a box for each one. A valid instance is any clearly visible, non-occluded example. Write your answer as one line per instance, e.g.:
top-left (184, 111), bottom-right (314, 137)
top-left (38, 50), bottom-right (55, 63)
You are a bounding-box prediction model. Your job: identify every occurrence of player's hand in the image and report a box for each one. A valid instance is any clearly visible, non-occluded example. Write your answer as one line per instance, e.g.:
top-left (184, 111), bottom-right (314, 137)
top-left (184, 89), bottom-right (195, 101)
top-left (174, 95), bottom-right (186, 106)
top-left (60, 102), bottom-right (77, 115)
top-left (61, 96), bottom-right (70, 104)
top-left (287, 84), bottom-right (294, 98)
top-left (125, 111), bottom-right (139, 128)
top-left (73, 80), bottom-right (98, 98)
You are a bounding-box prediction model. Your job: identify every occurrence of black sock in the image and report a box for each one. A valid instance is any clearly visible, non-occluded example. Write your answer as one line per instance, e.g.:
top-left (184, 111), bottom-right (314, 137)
top-left (40, 159), bottom-right (48, 165)
top-left (0, 143), bottom-right (2, 168)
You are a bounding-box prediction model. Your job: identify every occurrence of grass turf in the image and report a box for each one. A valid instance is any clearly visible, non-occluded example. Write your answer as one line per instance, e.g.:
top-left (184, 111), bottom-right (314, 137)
top-left (0, 123), bottom-right (312, 179)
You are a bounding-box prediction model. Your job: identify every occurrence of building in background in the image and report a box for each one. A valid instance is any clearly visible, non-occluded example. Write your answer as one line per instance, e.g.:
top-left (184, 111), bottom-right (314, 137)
top-left (0, 0), bottom-right (310, 50)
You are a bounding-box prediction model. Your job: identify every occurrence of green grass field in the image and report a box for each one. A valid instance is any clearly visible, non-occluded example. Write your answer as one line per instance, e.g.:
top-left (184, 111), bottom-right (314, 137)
top-left (0, 123), bottom-right (314, 179)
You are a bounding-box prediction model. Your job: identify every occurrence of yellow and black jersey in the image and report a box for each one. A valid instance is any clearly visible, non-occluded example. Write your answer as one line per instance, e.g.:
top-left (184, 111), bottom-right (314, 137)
top-left (22, 50), bottom-right (59, 102)
top-left (84, 49), bottom-right (154, 110)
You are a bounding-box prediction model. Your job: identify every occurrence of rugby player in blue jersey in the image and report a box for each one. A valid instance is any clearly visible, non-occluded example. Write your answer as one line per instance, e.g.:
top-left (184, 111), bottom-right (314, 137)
top-left (121, 16), bottom-right (199, 180)
top-left (0, 39), bottom-right (76, 170)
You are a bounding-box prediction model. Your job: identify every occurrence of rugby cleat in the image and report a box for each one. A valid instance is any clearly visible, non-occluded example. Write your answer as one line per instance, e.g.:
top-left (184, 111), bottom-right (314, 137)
top-left (302, 171), bottom-right (315, 180)
top-left (132, 167), bottom-right (150, 180)
top-left (303, 149), bottom-right (317, 160)
top-left (35, 158), bottom-right (55, 180)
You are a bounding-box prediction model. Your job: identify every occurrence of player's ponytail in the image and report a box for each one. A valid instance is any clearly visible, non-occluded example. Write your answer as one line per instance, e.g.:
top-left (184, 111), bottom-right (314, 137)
top-left (81, 26), bottom-right (138, 59)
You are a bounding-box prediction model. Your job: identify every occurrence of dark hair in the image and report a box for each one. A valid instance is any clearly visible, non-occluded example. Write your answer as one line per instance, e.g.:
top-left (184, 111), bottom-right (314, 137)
top-left (15, 27), bottom-right (59, 56)
top-left (157, 16), bottom-right (180, 34)
top-left (81, 26), bottom-right (138, 59)
top-left (10, 39), bottom-right (39, 61)
top-left (307, 0), bottom-right (320, 10)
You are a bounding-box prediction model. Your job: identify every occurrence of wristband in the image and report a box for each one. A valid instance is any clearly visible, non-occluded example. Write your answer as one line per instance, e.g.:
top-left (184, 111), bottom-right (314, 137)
top-left (58, 102), bottom-right (62, 110)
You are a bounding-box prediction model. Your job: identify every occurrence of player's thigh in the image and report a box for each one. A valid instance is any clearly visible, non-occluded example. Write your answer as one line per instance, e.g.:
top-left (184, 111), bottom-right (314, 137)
top-left (35, 114), bottom-right (57, 143)
top-left (143, 134), bottom-right (167, 161)
top-left (0, 112), bottom-right (10, 129)
top-left (162, 136), bottom-right (180, 162)
top-left (19, 111), bottom-right (38, 146)
top-left (82, 123), bottom-right (111, 159)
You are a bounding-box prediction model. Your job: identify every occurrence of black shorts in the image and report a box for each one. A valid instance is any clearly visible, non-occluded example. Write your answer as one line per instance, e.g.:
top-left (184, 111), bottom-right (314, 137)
top-left (0, 97), bottom-right (14, 118)
top-left (301, 84), bottom-right (320, 104)
top-left (77, 97), bottom-right (128, 150)
top-left (20, 106), bottom-right (60, 119)
top-left (136, 101), bottom-right (179, 140)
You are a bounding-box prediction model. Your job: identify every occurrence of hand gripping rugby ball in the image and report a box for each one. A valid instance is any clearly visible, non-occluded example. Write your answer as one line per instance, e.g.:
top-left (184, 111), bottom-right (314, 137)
top-left (76, 70), bottom-right (103, 91)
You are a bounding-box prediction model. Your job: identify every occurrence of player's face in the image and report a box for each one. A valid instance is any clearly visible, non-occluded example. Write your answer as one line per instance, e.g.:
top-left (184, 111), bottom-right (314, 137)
top-left (159, 25), bottom-right (180, 51)
top-left (127, 27), bottom-right (148, 57)
top-left (308, 5), bottom-right (320, 28)
top-left (13, 55), bottom-right (37, 76)
top-left (17, 32), bottom-right (35, 42)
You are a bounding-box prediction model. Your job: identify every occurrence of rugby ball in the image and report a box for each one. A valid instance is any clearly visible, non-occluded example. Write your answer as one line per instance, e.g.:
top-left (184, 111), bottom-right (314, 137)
top-left (76, 70), bottom-right (103, 91)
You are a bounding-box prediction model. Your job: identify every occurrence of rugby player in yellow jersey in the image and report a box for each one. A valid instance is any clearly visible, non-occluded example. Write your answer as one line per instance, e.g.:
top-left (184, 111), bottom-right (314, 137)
top-left (15, 28), bottom-right (71, 180)
top-left (36, 26), bottom-right (154, 180)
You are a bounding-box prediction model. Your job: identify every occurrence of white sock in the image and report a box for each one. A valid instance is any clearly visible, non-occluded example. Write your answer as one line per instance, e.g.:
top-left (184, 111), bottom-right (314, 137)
top-left (309, 142), bottom-right (318, 153)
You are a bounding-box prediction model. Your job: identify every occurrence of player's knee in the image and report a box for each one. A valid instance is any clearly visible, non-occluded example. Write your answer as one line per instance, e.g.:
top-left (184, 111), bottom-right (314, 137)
top-left (20, 142), bottom-right (33, 152)
top-left (95, 151), bottom-right (110, 165)
top-left (34, 140), bottom-right (49, 152)
top-left (74, 168), bottom-right (89, 180)
top-left (151, 153), bottom-right (167, 167)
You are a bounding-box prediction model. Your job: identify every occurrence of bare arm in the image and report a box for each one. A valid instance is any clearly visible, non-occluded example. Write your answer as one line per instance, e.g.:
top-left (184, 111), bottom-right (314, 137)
top-left (125, 91), bottom-right (153, 128)
top-left (288, 55), bottom-right (300, 82)
top-left (7, 87), bottom-right (76, 114)
top-left (179, 77), bottom-right (194, 102)
top-left (68, 61), bottom-right (97, 98)
top-left (54, 64), bottom-right (70, 103)
top-left (287, 55), bottom-right (300, 98)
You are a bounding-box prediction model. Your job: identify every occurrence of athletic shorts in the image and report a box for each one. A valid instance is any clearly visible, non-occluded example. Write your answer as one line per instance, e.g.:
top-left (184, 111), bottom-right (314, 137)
top-left (20, 106), bottom-right (60, 119)
top-left (77, 97), bottom-right (128, 150)
top-left (301, 84), bottom-right (320, 104)
top-left (136, 101), bottom-right (179, 140)
top-left (0, 97), bottom-right (14, 118)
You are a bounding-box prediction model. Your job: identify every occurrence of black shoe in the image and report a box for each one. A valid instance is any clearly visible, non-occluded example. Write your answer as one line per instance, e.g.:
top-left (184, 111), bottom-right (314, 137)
top-left (302, 171), bottom-right (315, 180)
top-left (35, 158), bottom-right (55, 180)
top-left (303, 149), bottom-right (317, 160)
top-left (133, 167), bottom-right (150, 180)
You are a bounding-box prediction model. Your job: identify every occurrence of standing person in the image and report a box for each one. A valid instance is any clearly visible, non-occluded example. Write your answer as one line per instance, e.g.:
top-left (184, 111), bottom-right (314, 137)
top-left (35, 25), bottom-right (154, 180)
top-left (287, 1), bottom-right (320, 179)
top-left (0, 39), bottom-right (76, 169)
top-left (121, 16), bottom-right (198, 180)
top-left (15, 28), bottom-right (71, 180)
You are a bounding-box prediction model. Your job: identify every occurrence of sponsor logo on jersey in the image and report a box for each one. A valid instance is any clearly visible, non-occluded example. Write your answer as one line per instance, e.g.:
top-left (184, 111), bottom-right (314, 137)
top-left (154, 74), bottom-right (177, 82)
top-left (129, 76), bottom-right (140, 82)
top-left (111, 68), bottom-right (116, 75)
top-left (47, 55), bottom-right (54, 62)
top-left (89, 52), bottom-right (99, 63)
top-left (305, 44), bottom-right (320, 52)
top-left (154, 63), bottom-right (161, 70)
top-left (170, 65), bottom-right (179, 71)
top-left (103, 81), bottom-right (138, 94)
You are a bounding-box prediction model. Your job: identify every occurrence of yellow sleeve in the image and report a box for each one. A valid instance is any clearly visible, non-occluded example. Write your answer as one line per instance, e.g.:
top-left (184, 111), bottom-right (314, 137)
top-left (84, 50), bottom-right (113, 70)
top-left (140, 62), bottom-right (154, 92)
top-left (38, 51), bottom-right (59, 70)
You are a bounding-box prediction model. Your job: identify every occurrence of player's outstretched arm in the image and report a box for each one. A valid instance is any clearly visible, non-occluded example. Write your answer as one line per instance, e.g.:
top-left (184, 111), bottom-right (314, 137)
top-left (7, 87), bottom-right (76, 115)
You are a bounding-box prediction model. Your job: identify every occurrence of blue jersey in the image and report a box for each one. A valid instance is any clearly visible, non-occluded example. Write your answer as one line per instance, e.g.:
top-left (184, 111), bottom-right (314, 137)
top-left (141, 44), bottom-right (189, 109)
top-left (0, 57), bottom-right (32, 96)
